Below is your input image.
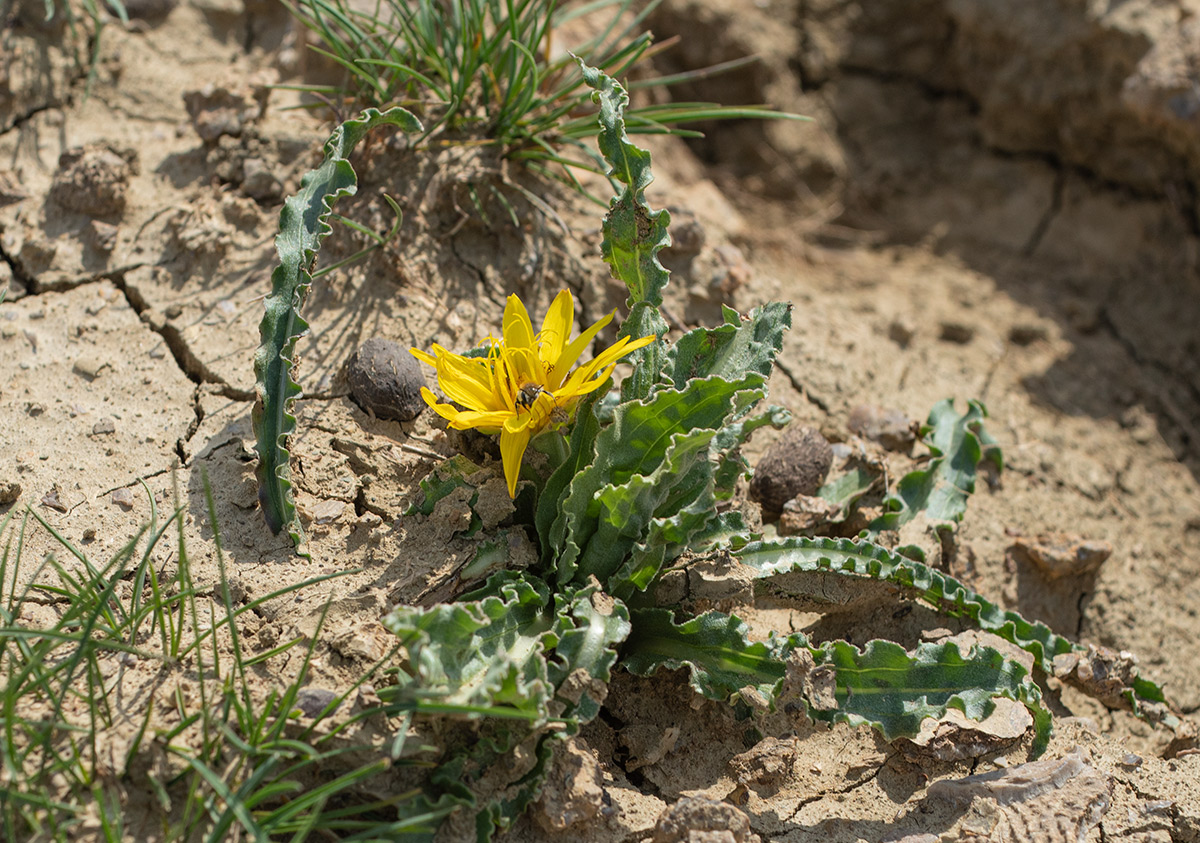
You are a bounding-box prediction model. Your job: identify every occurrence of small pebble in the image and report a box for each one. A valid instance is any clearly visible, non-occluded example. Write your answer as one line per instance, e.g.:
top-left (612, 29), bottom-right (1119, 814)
top-left (294, 687), bottom-right (339, 719)
top-left (41, 487), bottom-right (68, 512)
top-left (111, 488), bottom-right (134, 510)
top-left (92, 417), bottom-right (117, 435)
top-left (348, 338), bottom-right (426, 422)
top-left (310, 499), bottom-right (344, 525)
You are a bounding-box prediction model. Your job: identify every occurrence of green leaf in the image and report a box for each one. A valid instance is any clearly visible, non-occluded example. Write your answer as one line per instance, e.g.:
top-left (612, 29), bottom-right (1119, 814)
top-left (537, 390), bottom-right (603, 568)
top-left (382, 574), bottom-right (553, 719)
top-left (624, 608), bottom-right (802, 702)
top-left (867, 398), bottom-right (1001, 534)
top-left (579, 59), bottom-right (670, 401)
top-left (738, 536), bottom-right (1076, 667)
top-left (817, 463), bottom-right (879, 521)
top-left (664, 303), bottom-right (792, 390)
top-left (734, 536), bottom-right (1173, 719)
top-left (406, 454), bottom-right (489, 517)
top-left (814, 639), bottom-right (1051, 756)
top-left (623, 608), bottom-right (1051, 756)
top-left (386, 574), bottom-right (630, 842)
top-left (545, 588), bottom-right (632, 723)
top-left (552, 375), bottom-right (765, 588)
top-left (253, 107), bottom-right (422, 551)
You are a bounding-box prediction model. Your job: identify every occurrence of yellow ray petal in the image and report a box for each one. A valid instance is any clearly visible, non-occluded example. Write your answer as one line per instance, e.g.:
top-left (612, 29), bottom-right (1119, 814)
top-left (410, 348), bottom-right (438, 367)
top-left (562, 334), bottom-right (655, 393)
top-left (437, 354), bottom-right (505, 411)
top-left (549, 309), bottom-right (614, 389)
top-left (538, 289), bottom-right (574, 366)
top-left (499, 417), bottom-right (534, 497)
top-left (503, 294), bottom-right (536, 350)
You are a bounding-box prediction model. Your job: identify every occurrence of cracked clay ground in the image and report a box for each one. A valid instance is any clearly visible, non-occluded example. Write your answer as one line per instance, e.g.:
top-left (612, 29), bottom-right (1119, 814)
top-left (3, 0), bottom-right (1200, 840)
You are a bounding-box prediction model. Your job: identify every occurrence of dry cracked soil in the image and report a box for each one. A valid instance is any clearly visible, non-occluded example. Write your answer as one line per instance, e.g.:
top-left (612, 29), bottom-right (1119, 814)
top-left (3, 0), bottom-right (1200, 840)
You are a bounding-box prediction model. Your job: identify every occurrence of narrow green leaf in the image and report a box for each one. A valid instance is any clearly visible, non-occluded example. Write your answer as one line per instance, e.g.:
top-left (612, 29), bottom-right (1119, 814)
top-left (253, 106), bottom-right (421, 551)
top-left (579, 59), bottom-right (671, 400)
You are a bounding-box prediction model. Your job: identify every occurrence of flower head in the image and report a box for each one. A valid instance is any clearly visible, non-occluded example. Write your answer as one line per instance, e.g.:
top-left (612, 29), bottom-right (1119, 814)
top-left (412, 290), bottom-right (654, 497)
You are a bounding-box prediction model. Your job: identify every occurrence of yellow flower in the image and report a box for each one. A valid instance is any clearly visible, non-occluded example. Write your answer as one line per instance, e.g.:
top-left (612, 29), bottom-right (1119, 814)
top-left (411, 290), bottom-right (654, 497)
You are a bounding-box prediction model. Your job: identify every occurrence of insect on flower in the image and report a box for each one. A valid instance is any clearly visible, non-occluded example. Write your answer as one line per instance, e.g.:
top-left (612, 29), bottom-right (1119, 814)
top-left (411, 289), bottom-right (654, 497)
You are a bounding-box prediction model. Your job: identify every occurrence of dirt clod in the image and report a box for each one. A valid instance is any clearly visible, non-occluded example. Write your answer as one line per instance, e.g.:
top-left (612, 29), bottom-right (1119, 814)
top-left (778, 494), bottom-right (840, 535)
top-left (49, 146), bottom-right (135, 218)
top-left (847, 404), bottom-right (918, 452)
top-left (533, 737), bottom-right (607, 833)
top-left (729, 736), bottom-right (796, 792)
top-left (183, 79), bottom-right (270, 143)
top-left (749, 425), bottom-right (833, 518)
top-left (347, 338), bottom-right (426, 422)
top-left (91, 417), bottom-right (116, 436)
top-left (898, 697), bottom-right (1033, 762)
top-left (1011, 533), bottom-right (1113, 580)
top-left (650, 796), bottom-right (761, 843)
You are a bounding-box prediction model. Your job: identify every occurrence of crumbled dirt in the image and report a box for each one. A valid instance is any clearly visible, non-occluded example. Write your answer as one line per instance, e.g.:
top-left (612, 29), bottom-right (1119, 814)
top-left (2, 0), bottom-right (1200, 840)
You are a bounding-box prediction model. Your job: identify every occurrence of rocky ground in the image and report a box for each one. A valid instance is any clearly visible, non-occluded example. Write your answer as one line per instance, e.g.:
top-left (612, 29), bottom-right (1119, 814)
top-left (2, 0), bottom-right (1200, 840)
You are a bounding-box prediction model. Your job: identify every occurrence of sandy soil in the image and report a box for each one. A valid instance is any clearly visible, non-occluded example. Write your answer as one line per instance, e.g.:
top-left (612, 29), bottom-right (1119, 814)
top-left (2, 0), bottom-right (1199, 840)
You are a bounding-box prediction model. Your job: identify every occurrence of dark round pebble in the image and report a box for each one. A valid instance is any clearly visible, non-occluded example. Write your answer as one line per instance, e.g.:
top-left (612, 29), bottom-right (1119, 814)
top-left (749, 425), bottom-right (833, 518)
top-left (294, 687), bottom-right (339, 719)
top-left (347, 338), bottom-right (426, 422)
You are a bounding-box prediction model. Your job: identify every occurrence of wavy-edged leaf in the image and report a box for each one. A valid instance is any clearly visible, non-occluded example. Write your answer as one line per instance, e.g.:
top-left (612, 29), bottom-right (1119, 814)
top-left (579, 59), bottom-right (670, 401)
top-left (664, 303), bottom-right (792, 390)
top-left (581, 427), bottom-right (720, 594)
top-left (388, 574), bottom-right (630, 842)
top-left (735, 536), bottom-right (1171, 719)
top-left (381, 574), bottom-right (553, 719)
top-left (624, 608), bottom-right (803, 702)
top-left (553, 375), bottom-right (764, 587)
top-left (537, 390), bottom-right (603, 567)
top-left (546, 587), bottom-right (632, 723)
top-left (814, 638), bottom-right (1050, 756)
top-left (868, 398), bottom-right (1002, 534)
top-left (253, 106), bottom-right (421, 550)
top-left (623, 608), bottom-right (1051, 756)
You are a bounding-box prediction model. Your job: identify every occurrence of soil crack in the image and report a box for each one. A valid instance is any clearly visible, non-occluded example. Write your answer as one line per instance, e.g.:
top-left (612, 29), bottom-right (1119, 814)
top-left (1021, 169), bottom-right (1065, 257)
top-left (110, 272), bottom-right (255, 401)
top-left (782, 749), bottom-right (894, 824)
top-left (774, 358), bottom-right (830, 413)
